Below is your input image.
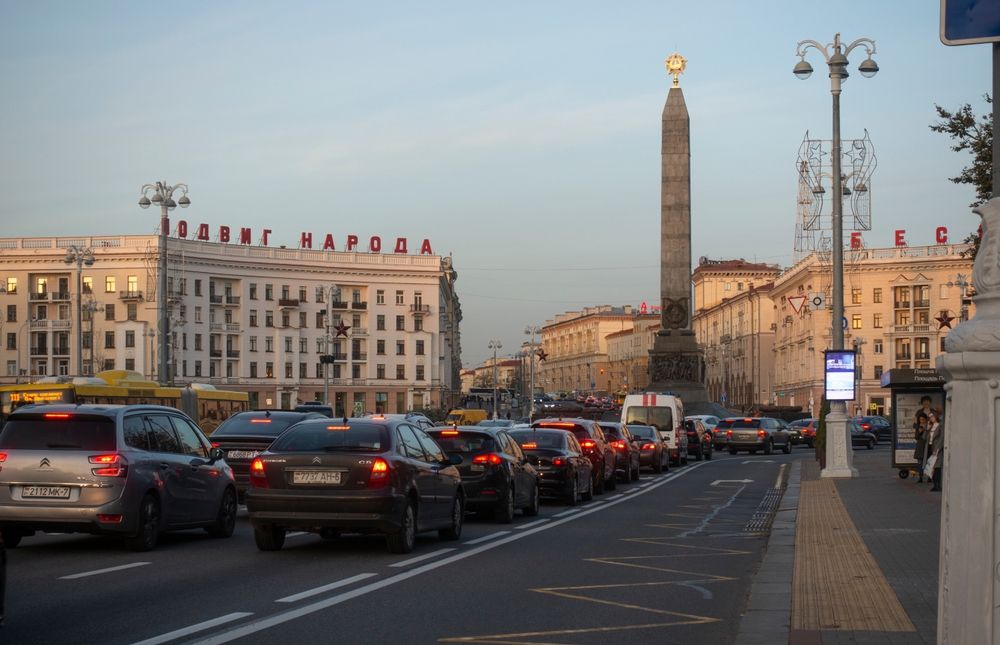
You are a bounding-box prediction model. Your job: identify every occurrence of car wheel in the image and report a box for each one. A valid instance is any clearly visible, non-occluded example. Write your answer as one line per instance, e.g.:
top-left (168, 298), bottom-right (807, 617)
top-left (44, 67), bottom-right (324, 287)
top-left (593, 469), bottom-right (605, 495)
top-left (439, 494), bottom-right (464, 541)
top-left (1, 529), bottom-right (22, 549)
top-left (764, 440), bottom-right (774, 456)
top-left (206, 487), bottom-right (237, 538)
top-left (566, 474), bottom-right (579, 506)
top-left (125, 494), bottom-right (161, 552)
top-left (782, 439), bottom-right (792, 455)
top-left (581, 472), bottom-right (594, 501)
top-left (254, 524), bottom-right (286, 551)
top-left (867, 439), bottom-right (874, 450)
top-left (523, 483), bottom-right (540, 517)
top-left (705, 444), bottom-right (713, 461)
top-left (632, 461), bottom-right (640, 481)
top-left (695, 443), bottom-right (703, 461)
top-left (495, 486), bottom-right (515, 524)
top-left (653, 456), bottom-right (663, 474)
top-left (605, 460), bottom-right (617, 491)
top-left (387, 501), bottom-right (417, 554)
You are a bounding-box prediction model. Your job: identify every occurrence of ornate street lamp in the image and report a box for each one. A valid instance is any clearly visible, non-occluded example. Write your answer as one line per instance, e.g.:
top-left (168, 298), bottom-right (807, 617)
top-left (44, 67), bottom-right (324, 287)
top-left (64, 245), bottom-right (95, 376)
top-left (488, 339), bottom-right (502, 419)
top-left (139, 181), bottom-right (190, 385)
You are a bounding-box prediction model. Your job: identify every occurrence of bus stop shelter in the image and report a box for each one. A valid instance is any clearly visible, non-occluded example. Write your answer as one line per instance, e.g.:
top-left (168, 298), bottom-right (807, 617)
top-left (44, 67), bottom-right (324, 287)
top-left (880, 367), bottom-right (946, 477)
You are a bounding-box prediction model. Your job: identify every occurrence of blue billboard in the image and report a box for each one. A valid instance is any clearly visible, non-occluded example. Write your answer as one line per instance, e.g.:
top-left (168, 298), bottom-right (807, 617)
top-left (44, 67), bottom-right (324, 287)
top-left (941, 0), bottom-right (1000, 45)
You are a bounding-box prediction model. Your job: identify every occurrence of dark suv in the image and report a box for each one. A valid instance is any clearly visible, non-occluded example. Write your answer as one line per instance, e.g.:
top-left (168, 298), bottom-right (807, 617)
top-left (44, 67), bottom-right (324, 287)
top-left (597, 422), bottom-right (640, 482)
top-left (532, 418), bottom-right (616, 494)
top-left (211, 410), bottom-right (326, 502)
top-left (718, 417), bottom-right (792, 455)
top-left (0, 404), bottom-right (236, 551)
top-left (854, 416), bottom-right (891, 443)
top-left (683, 418), bottom-right (713, 461)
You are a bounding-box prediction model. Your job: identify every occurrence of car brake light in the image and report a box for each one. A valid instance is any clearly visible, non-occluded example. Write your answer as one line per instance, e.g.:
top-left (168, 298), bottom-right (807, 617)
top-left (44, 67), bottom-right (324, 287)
top-left (440, 430), bottom-right (460, 436)
top-left (611, 440), bottom-right (626, 450)
top-left (89, 454), bottom-right (127, 477)
top-left (369, 457), bottom-right (390, 487)
top-left (726, 429), bottom-right (733, 437)
top-left (326, 425), bottom-right (351, 431)
top-left (211, 442), bottom-right (220, 448)
top-left (472, 453), bottom-right (503, 466)
top-left (551, 457), bottom-right (565, 467)
top-left (97, 514), bottom-right (123, 523)
top-left (521, 442), bottom-right (537, 449)
top-left (539, 422), bottom-right (577, 428)
top-left (250, 419), bottom-right (272, 424)
top-left (641, 442), bottom-right (656, 450)
top-left (44, 413), bottom-right (70, 419)
top-left (0, 452), bottom-right (6, 472)
top-left (249, 457), bottom-right (269, 488)
top-left (758, 429), bottom-right (766, 437)
top-left (579, 439), bottom-right (596, 450)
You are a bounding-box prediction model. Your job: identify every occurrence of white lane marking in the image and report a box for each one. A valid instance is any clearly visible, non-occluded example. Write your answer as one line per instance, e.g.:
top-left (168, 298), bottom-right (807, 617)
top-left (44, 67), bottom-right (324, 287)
top-left (387, 548), bottom-right (456, 568)
top-left (275, 573), bottom-right (378, 603)
top-left (285, 531), bottom-right (308, 538)
top-left (774, 463), bottom-right (789, 489)
top-left (60, 562), bottom-right (151, 580)
top-left (463, 531), bottom-right (510, 545)
top-left (676, 485), bottom-right (747, 539)
top-left (742, 460), bottom-right (775, 464)
top-left (515, 519), bottom-right (550, 531)
top-left (711, 479), bottom-right (754, 486)
top-left (552, 508), bottom-right (582, 518)
top-left (131, 612), bottom-right (254, 645)
top-left (624, 487), bottom-right (642, 494)
top-left (606, 494), bottom-right (624, 501)
top-left (191, 461), bottom-right (709, 645)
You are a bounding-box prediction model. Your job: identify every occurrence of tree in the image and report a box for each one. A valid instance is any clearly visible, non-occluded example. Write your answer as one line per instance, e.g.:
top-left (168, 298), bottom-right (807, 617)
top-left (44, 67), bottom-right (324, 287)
top-left (930, 94), bottom-right (992, 259)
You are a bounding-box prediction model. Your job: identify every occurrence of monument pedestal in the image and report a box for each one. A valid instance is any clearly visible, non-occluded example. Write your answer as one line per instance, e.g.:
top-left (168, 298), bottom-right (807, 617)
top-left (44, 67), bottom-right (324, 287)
top-left (648, 330), bottom-right (707, 401)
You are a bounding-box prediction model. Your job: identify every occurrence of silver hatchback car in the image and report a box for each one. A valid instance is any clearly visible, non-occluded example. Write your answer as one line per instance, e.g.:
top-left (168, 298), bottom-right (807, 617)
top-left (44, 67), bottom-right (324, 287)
top-left (0, 404), bottom-right (237, 551)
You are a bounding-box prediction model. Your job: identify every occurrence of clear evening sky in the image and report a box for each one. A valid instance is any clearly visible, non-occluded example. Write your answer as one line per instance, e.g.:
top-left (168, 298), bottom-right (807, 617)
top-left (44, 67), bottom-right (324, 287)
top-left (0, 1), bottom-right (989, 366)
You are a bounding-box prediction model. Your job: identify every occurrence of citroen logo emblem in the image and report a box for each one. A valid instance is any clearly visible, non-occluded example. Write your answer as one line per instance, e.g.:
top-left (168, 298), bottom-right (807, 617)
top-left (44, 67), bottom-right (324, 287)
top-left (39, 458), bottom-right (51, 468)
top-left (312, 457), bottom-right (322, 464)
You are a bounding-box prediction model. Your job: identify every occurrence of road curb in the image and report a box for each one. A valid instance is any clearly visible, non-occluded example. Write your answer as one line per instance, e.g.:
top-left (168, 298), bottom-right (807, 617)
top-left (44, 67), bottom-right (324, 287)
top-left (733, 458), bottom-right (800, 645)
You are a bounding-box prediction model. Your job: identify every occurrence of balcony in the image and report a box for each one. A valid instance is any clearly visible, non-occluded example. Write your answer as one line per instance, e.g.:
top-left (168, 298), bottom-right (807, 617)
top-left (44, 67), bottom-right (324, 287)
top-left (915, 352), bottom-right (930, 360)
top-left (52, 292), bottom-right (70, 301)
top-left (409, 304), bottom-right (430, 316)
top-left (893, 301), bottom-right (911, 309)
top-left (278, 298), bottom-right (299, 308)
top-left (331, 301), bottom-right (348, 310)
top-left (29, 292), bottom-right (49, 301)
top-left (52, 345), bottom-right (70, 356)
top-left (209, 295), bottom-right (223, 304)
top-left (351, 301), bottom-right (368, 310)
top-left (210, 349), bottom-right (222, 358)
top-left (353, 353), bottom-right (368, 361)
top-left (30, 346), bottom-right (49, 356)
top-left (892, 325), bottom-right (911, 333)
top-left (913, 324), bottom-right (931, 333)
top-left (225, 296), bottom-right (241, 306)
top-left (226, 351), bottom-right (240, 359)
top-left (210, 323), bottom-right (242, 332)
top-left (353, 327), bottom-right (368, 337)
top-left (332, 353), bottom-right (348, 361)
top-left (119, 290), bottom-right (143, 301)
top-left (895, 353), bottom-right (912, 362)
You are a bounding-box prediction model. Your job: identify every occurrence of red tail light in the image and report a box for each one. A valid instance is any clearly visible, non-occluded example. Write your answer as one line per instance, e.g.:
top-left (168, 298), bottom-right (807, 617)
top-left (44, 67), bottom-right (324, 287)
top-left (579, 439), bottom-right (596, 450)
top-left (211, 442), bottom-right (220, 448)
top-left (757, 429), bottom-right (766, 438)
top-left (551, 457), bottom-right (566, 467)
top-left (0, 452), bottom-right (7, 472)
top-left (472, 453), bottom-right (503, 466)
top-left (44, 413), bottom-right (70, 419)
top-left (369, 457), bottom-right (390, 488)
top-left (89, 454), bottom-right (127, 477)
top-left (726, 430), bottom-right (733, 437)
top-left (611, 440), bottom-right (626, 450)
top-left (249, 457), bottom-right (269, 488)
top-left (641, 442), bottom-right (656, 450)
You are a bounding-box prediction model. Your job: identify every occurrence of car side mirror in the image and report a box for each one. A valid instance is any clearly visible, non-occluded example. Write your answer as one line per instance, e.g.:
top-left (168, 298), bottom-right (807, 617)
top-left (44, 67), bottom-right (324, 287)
top-left (209, 447), bottom-right (224, 462)
top-left (448, 453), bottom-right (462, 466)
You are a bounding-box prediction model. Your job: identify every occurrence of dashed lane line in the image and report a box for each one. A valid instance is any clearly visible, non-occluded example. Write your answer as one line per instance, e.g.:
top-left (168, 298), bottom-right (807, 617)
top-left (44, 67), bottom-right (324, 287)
top-left (275, 573), bottom-right (378, 603)
top-left (388, 548), bottom-right (456, 568)
top-left (515, 519), bottom-right (550, 530)
top-left (60, 562), bottom-right (151, 580)
top-left (463, 531), bottom-right (510, 545)
top-left (130, 613), bottom-right (254, 645)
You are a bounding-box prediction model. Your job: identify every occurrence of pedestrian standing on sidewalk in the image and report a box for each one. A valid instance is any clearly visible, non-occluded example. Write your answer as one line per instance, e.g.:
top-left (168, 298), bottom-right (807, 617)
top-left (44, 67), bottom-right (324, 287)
top-left (913, 410), bottom-right (929, 482)
top-left (927, 410), bottom-right (945, 492)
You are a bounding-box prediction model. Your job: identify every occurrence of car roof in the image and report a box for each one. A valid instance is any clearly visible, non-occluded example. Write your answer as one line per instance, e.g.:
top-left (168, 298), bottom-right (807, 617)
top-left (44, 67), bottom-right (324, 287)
top-left (428, 424), bottom-right (502, 436)
top-left (8, 403), bottom-right (179, 418)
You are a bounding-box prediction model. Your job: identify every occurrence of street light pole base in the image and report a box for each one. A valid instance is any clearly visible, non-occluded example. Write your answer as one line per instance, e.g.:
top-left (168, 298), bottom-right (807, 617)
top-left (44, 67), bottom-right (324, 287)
top-left (821, 405), bottom-right (856, 479)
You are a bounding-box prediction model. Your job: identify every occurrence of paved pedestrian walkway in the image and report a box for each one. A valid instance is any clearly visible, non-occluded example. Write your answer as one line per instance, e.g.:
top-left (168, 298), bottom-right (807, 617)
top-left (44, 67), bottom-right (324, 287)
top-left (737, 447), bottom-right (941, 644)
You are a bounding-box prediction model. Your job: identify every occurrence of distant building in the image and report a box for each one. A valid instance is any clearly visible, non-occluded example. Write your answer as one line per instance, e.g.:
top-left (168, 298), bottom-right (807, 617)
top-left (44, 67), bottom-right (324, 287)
top-left (538, 305), bottom-right (641, 393)
top-left (605, 314), bottom-right (660, 393)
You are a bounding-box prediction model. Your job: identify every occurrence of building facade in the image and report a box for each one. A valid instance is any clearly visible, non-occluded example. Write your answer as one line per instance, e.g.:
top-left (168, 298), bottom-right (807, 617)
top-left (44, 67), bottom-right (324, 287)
top-left (605, 314), bottom-right (660, 394)
top-left (0, 235), bottom-right (462, 414)
top-left (538, 305), bottom-right (641, 394)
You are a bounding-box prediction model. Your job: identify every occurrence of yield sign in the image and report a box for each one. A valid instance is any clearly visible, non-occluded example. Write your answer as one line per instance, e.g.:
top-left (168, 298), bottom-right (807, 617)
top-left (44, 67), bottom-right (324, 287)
top-left (788, 295), bottom-right (807, 314)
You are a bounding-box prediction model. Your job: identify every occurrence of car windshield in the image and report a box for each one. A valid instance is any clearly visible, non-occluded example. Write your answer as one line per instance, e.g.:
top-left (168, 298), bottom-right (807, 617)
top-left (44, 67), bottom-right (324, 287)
top-left (627, 425), bottom-right (656, 439)
top-left (509, 430), bottom-right (566, 450)
top-left (0, 415), bottom-right (117, 451)
top-left (270, 422), bottom-right (389, 452)
top-left (214, 413), bottom-right (307, 436)
top-left (429, 431), bottom-right (496, 453)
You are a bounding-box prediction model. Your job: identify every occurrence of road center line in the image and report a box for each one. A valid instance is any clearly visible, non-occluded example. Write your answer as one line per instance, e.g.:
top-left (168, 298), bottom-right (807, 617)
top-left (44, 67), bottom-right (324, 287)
top-left (552, 508), bottom-right (583, 518)
top-left (388, 548), bottom-right (456, 568)
top-left (515, 519), bottom-right (550, 530)
top-left (190, 461), bottom-right (709, 645)
top-left (130, 612), bottom-right (253, 645)
top-left (60, 562), bottom-right (151, 580)
top-left (464, 531), bottom-right (510, 545)
top-left (276, 573), bottom-right (378, 603)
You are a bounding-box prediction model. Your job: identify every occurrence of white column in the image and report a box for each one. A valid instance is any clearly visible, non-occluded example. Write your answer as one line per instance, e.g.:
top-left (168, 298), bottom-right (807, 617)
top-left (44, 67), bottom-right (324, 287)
top-left (936, 197), bottom-right (1000, 644)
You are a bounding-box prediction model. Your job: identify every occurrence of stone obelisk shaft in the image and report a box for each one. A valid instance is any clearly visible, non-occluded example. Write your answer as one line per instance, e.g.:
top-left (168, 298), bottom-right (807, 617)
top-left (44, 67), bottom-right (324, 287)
top-left (660, 86), bottom-right (691, 331)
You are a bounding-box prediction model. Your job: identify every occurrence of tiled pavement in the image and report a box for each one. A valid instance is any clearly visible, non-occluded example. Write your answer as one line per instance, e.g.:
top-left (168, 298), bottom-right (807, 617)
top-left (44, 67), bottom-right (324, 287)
top-left (736, 448), bottom-right (941, 644)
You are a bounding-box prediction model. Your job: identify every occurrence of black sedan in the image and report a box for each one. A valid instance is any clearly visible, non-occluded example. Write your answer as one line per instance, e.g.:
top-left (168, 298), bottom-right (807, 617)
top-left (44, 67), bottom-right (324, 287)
top-left (598, 422), bottom-right (641, 483)
top-left (626, 424), bottom-right (667, 473)
top-left (509, 428), bottom-right (593, 505)
top-left (247, 417), bottom-right (464, 554)
top-left (210, 409), bottom-right (327, 502)
top-left (426, 426), bottom-right (540, 522)
top-left (683, 418), bottom-right (713, 461)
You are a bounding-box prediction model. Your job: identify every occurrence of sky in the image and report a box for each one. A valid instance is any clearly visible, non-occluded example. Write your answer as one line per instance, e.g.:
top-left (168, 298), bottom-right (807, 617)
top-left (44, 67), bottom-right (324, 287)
top-left (0, 1), bottom-right (991, 366)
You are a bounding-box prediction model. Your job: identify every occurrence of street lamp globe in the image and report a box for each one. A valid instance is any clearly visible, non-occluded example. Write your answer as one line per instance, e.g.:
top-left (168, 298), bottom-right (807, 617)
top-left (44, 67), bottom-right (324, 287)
top-left (138, 195), bottom-right (151, 209)
top-left (793, 59), bottom-right (813, 80)
top-left (858, 57), bottom-right (879, 78)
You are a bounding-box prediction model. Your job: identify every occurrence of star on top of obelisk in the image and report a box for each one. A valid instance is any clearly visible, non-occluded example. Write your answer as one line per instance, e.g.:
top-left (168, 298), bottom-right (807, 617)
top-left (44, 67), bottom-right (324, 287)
top-left (665, 52), bottom-right (686, 87)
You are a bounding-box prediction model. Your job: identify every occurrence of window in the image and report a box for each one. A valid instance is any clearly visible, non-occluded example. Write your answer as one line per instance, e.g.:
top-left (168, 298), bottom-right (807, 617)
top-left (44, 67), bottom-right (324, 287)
top-left (265, 284), bottom-right (273, 301)
top-left (126, 275), bottom-right (138, 295)
top-left (285, 362), bottom-right (293, 378)
top-left (194, 280), bottom-right (202, 297)
top-left (376, 289), bottom-right (385, 305)
top-left (5, 278), bottom-right (16, 294)
top-left (101, 276), bottom-right (113, 293)
top-left (6, 304), bottom-right (15, 323)
top-left (873, 287), bottom-right (882, 303)
top-left (352, 364), bottom-right (361, 379)
top-left (299, 286), bottom-right (307, 302)
top-left (376, 315), bottom-right (386, 331)
top-left (300, 338), bottom-right (308, 353)
top-left (194, 361), bottom-right (202, 377)
top-left (249, 283), bottom-right (257, 300)
top-left (894, 286), bottom-right (911, 308)
top-left (873, 339), bottom-right (883, 354)
top-left (851, 314), bottom-right (862, 329)
top-left (103, 359), bottom-right (114, 371)
top-left (82, 277), bottom-right (92, 294)
top-left (940, 284), bottom-right (949, 299)
top-left (104, 331), bottom-right (115, 349)
top-left (299, 312), bottom-right (307, 328)
top-left (352, 313), bottom-right (361, 328)
top-left (281, 311), bottom-right (290, 328)
top-left (414, 291), bottom-right (423, 307)
top-left (82, 332), bottom-right (91, 350)
top-left (37, 304), bottom-right (47, 321)
top-left (299, 362), bottom-right (307, 378)
top-left (873, 313), bottom-right (883, 329)
top-left (125, 331), bottom-right (135, 348)
top-left (124, 358), bottom-right (135, 371)
top-left (193, 306), bottom-right (202, 323)
top-left (127, 303), bottom-right (137, 321)
top-left (316, 311), bottom-right (325, 328)
top-left (416, 365), bottom-right (425, 381)
top-left (395, 316), bottom-right (405, 331)
top-left (265, 311), bottom-right (274, 327)
top-left (315, 286), bottom-right (325, 303)
top-left (737, 282), bottom-right (744, 291)
top-left (265, 362), bottom-right (274, 378)
top-left (724, 282), bottom-right (731, 291)
top-left (352, 289), bottom-right (362, 304)
top-left (316, 338), bottom-right (325, 353)
top-left (315, 363), bottom-right (323, 378)
top-left (395, 290), bottom-right (404, 305)
top-left (413, 317), bottom-right (423, 332)
top-left (195, 334), bottom-right (203, 351)
top-left (377, 364), bottom-right (386, 379)
top-left (396, 341), bottom-right (405, 355)
top-left (851, 288), bottom-right (862, 304)
top-left (250, 362), bottom-right (258, 378)
top-left (396, 425), bottom-right (426, 460)
top-left (249, 310), bottom-right (258, 327)
top-left (396, 365), bottom-right (405, 380)
top-left (415, 340), bottom-right (424, 355)
top-left (249, 336), bottom-right (257, 352)
top-left (281, 285), bottom-right (290, 300)
top-left (285, 337), bottom-right (293, 353)
top-left (6, 332), bottom-right (16, 350)
top-left (895, 310), bottom-right (910, 326)
top-left (377, 340), bottom-right (386, 355)
top-left (105, 304), bottom-right (115, 321)
top-left (265, 338), bottom-right (274, 352)
top-left (874, 365), bottom-right (883, 379)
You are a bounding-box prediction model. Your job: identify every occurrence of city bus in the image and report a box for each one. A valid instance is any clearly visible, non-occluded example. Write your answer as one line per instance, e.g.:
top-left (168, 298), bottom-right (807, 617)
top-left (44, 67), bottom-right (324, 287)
top-left (0, 370), bottom-right (249, 434)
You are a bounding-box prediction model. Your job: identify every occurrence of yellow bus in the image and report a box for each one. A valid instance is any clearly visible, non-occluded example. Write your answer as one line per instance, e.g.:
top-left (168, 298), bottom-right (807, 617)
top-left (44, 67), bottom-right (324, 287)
top-left (0, 370), bottom-right (249, 434)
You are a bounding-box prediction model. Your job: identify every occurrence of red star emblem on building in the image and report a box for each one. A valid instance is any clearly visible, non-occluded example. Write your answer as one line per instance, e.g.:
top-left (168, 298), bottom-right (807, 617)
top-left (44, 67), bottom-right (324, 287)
top-left (935, 311), bottom-right (956, 330)
top-left (536, 348), bottom-right (548, 362)
top-left (334, 321), bottom-right (351, 337)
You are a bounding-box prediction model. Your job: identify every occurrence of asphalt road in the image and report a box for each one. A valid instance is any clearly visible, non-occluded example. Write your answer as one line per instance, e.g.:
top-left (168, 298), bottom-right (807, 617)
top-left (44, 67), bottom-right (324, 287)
top-left (4, 448), bottom-right (816, 645)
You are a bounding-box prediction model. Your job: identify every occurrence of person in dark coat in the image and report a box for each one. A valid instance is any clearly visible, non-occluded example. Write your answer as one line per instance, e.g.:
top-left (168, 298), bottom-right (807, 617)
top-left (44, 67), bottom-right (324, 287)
top-left (927, 410), bottom-right (945, 492)
top-left (913, 411), bottom-right (930, 482)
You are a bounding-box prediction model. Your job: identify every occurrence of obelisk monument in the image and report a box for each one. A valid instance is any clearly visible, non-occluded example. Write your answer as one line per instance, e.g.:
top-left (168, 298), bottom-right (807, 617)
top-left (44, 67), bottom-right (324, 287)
top-left (648, 53), bottom-right (707, 402)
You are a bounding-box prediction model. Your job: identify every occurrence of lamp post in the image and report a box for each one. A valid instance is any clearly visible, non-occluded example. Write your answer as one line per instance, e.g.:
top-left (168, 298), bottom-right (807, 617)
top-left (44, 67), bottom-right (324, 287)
top-left (321, 285), bottom-right (339, 407)
top-left (946, 274), bottom-right (972, 322)
top-left (488, 339), bottom-right (502, 419)
top-left (138, 181), bottom-right (190, 385)
top-left (16, 318), bottom-right (33, 384)
top-left (63, 245), bottom-right (95, 377)
top-left (795, 33), bottom-right (878, 478)
top-left (82, 298), bottom-right (104, 377)
top-left (525, 325), bottom-right (540, 419)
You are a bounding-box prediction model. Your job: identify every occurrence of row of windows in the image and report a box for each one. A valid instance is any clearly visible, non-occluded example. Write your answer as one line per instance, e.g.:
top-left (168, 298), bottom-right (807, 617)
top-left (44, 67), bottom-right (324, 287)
top-left (246, 362), bottom-right (427, 381)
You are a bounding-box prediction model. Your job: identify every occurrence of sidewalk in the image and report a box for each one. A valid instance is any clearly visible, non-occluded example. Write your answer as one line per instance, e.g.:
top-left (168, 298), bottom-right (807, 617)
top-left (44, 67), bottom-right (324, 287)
top-left (737, 448), bottom-right (942, 645)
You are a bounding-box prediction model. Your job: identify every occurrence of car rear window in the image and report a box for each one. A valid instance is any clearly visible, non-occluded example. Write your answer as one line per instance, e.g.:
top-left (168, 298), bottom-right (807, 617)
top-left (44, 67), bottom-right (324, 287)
top-left (598, 425), bottom-right (623, 439)
top-left (624, 406), bottom-right (673, 429)
top-left (214, 413), bottom-right (309, 436)
top-left (790, 419), bottom-right (813, 428)
top-left (428, 431), bottom-right (496, 453)
top-left (509, 430), bottom-right (566, 450)
top-left (534, 422), bottom-right (589, 442)
top-left (627, 425), bottom-right (656, 439)
top-left (270, 422), bottom-right (389, 452)
top-left (724, 419), bottom-right (762, 429)
top-left (0, 415), bottom-right (117, 451)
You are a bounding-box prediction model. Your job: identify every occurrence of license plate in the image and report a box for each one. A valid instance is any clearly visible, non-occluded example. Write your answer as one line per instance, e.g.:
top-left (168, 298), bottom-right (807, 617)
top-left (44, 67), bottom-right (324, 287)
top-left (23, 486), bottom-right (71, 499)
top-left (227, 450), bottom-right (258, 460)
top-left (470, 464), bottom-right (484, 472)
top-left (292, 470), bottom-right (342, 485)
top-left (737, 432), bottom-right (756, 441)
